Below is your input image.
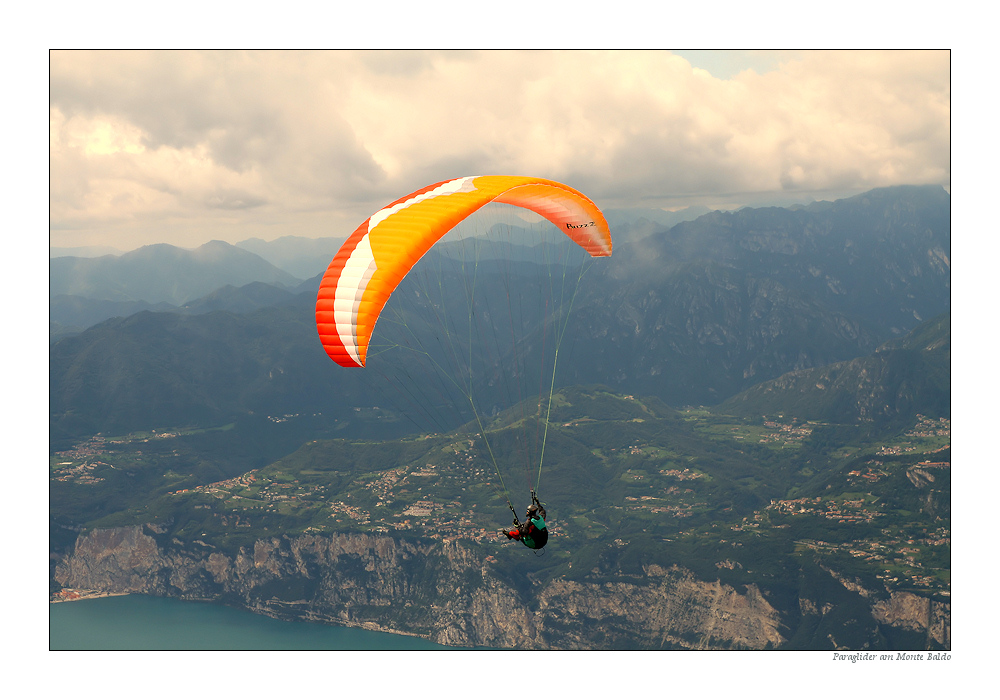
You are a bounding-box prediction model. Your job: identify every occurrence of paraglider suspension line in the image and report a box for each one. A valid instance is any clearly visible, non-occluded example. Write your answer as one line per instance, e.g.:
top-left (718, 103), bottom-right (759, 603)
top-left (534, 260), bottom-right (589, 490)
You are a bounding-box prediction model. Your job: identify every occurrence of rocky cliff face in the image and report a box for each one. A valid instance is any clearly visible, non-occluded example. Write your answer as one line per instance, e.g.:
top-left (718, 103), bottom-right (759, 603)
top-left (54, 525), bottom-right (948, 649)
top-left (54, 526), bottom-right (787, 649)
top-left (872, 591), bottom-right (951, 648)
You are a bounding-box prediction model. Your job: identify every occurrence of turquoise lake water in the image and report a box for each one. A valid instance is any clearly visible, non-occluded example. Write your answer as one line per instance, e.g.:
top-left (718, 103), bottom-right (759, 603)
top-left (49, 594), bottom-right (452, 650)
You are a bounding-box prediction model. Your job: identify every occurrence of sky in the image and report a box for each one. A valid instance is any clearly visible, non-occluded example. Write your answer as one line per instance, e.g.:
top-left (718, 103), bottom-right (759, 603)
top-left (49, 49), bottom-right (951, 252)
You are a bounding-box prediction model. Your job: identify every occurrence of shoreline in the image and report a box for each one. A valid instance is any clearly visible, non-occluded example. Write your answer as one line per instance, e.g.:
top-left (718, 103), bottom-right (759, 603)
top-left (50, 589), bottom-right (130, 604)
top-left (49, 590), bottom-right (433, 641)
top-left (49, 591), bottom-right (459, 646)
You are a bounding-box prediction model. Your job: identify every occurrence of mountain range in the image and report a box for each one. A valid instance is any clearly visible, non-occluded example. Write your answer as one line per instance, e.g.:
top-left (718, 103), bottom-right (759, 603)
top-left (717, 313), bottom-right (950, 428)
top-left (49, 185), bottom-right (950, 444)
top-left (50, 240), bottom-right (303, 306)
top-left (232, 235), bottom-right (347, 279)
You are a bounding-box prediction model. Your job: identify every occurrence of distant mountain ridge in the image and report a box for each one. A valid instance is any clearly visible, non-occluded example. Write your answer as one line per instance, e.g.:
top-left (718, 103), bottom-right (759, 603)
top-left (49, 303), bottom-right (352, 443)
top-left (50, 245), bottom-right (125, 258)
top-left (547, 185), bottom-right (949, 404)
top-left (235, 235), bottom-right (346, 279)
top-left (716, 313), bottom-right (950, 426)
top-left (50, 240), bottom-right (303, 305)
top-left (600, 185), bottom-right (950, 339)
top-left (50, 282), bottom-right (306, 343)
top-left (49, 185), bottom-right (950, 441)
top-left (50, 296), bottom-right (179, 342)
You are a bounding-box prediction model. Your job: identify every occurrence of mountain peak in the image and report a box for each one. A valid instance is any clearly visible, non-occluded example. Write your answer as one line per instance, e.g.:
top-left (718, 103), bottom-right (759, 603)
top-left (51, 240), bottom-right (303, 305)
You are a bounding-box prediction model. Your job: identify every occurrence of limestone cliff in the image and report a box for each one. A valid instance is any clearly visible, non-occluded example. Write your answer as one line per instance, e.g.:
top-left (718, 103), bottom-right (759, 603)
top-left (816, 564), bottom-right (951, 649)
top-left (54, 525), bottom-right (786, 650)
top-left (872, 591), bottom-right (951, 648)
top-left (54, 525), bottom-right (949, 649)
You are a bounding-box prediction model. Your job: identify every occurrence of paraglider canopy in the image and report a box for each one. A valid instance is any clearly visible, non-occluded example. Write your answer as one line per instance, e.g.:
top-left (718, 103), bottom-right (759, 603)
top-left (315, 176), bottom-right (612, 368)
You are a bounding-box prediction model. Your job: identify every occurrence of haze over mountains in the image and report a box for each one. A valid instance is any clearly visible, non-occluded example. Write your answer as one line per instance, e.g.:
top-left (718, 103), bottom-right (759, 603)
top-left (48, 205), bottom-right (713, 338)
top-left (48, 205), bottom-right (712, 264)
top-left (49, 185), bottom-right (949, 444)
top-left (50, 239), bottom-right (323, 339)
top-left (50, 240), bottom-right (303, 306)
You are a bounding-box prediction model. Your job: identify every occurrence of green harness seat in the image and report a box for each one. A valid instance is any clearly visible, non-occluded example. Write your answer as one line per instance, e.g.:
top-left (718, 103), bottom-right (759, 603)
top-left (522, 515), bottom-right (548, 549)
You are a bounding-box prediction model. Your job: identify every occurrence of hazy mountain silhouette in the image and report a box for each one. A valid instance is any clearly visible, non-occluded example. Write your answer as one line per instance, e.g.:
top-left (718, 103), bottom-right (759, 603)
top-left (49, 185), bottom-right (950, 441)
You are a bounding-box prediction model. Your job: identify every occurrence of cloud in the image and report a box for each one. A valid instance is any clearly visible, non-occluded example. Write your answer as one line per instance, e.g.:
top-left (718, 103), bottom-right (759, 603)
top-left (49, 49), bottom-right (950, 250)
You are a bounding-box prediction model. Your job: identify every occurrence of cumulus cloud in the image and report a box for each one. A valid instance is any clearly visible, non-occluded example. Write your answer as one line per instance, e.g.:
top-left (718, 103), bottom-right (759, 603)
top-left (49, 49), bottom-right (950, 250)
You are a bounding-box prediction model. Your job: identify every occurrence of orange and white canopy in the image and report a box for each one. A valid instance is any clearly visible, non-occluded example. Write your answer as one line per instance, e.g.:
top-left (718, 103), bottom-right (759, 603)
top-left (315, 176), bottom-right (612, 368)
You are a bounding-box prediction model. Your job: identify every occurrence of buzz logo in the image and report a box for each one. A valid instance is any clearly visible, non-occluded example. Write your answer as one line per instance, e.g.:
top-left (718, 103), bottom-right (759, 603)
top-left (566, 221), bottom-right (596, 229)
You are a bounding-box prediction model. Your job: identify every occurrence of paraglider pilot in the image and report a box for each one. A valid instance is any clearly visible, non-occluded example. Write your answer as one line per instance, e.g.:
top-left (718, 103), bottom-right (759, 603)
top-left (504, 490), bottom-right (548, 550)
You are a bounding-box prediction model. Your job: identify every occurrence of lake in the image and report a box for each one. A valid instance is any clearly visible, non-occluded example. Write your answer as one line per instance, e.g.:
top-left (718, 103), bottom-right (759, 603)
top-left (49, 594), bottom-right (453, 650)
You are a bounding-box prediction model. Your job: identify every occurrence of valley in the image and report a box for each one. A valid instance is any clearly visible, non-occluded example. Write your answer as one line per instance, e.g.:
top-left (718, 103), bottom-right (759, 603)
top-left (51, 386), bottom-right (950, 639)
